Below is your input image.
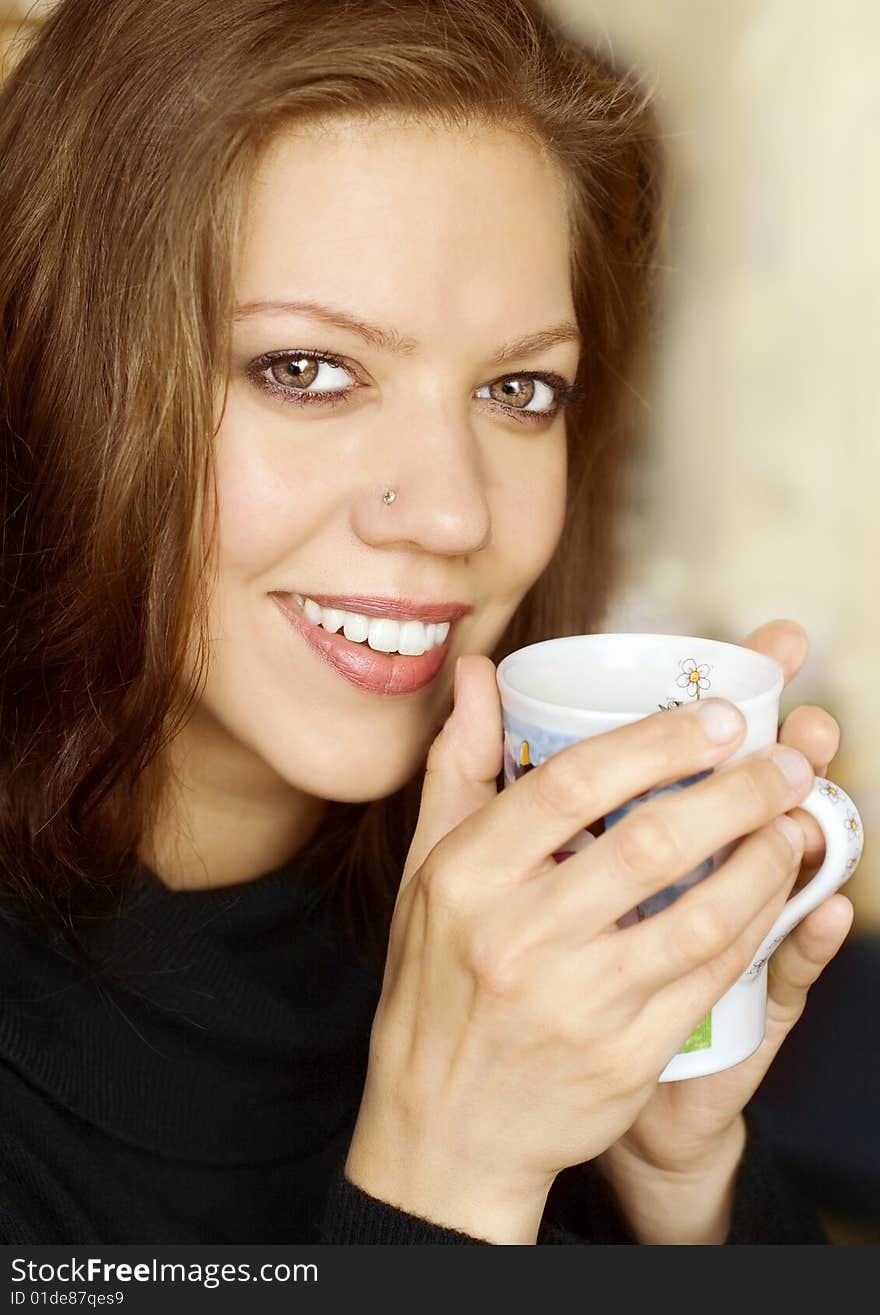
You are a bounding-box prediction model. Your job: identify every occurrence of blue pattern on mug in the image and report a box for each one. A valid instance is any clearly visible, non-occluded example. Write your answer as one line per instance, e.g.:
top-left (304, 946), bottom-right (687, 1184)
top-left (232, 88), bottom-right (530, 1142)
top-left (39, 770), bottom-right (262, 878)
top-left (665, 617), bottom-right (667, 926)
top-left (501, 707), bottom-right (717, 921)
top-left (603, 771), bottom-right (714, 917)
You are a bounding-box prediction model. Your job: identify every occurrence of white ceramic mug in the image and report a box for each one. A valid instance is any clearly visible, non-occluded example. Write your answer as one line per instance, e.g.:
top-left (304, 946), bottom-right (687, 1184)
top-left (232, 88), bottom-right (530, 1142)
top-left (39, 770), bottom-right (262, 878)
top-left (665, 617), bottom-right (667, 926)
top-left (496, 633), bottom-right (864, 1081)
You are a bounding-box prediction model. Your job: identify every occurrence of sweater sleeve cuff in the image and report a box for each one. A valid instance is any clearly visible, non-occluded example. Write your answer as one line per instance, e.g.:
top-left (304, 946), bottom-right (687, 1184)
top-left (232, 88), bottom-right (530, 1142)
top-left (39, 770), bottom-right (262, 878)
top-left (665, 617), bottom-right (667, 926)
top-left (541, 1114), bottom-right (829, 1246)
top-left (542, 1159), bottom-right (639, 1243)
top-left (318, 1164), bottom-right (493, 1244)
top-left (318, 1115), bottom-right (828, 1245)
top-left (725, 1112), bottom-right (830, 1244)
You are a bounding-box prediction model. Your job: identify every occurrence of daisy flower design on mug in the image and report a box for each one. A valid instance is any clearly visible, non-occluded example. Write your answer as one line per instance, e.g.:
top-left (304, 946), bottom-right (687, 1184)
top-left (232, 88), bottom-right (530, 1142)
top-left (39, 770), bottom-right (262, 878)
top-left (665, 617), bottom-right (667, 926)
top-left (676, 658), bottom-right (712, 700)
top-left (844, 810), bottom-right (862, 842)
top-left (819, 781), bottom-right (844, 804)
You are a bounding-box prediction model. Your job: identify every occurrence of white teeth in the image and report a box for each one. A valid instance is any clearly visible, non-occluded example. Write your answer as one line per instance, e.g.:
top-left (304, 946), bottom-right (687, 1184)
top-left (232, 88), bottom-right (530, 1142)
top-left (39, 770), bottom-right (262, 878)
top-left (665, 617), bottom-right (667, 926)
top-left (295, 594), bottom-right (452, 654)
top-left (342, 612), bottom-right (369, 643)
top-left (319, 606), bottom-right (346, 634)
top-left (398, 620), bottom-right (429, 655)
top-left (367, 617), bottom-right (401, 652)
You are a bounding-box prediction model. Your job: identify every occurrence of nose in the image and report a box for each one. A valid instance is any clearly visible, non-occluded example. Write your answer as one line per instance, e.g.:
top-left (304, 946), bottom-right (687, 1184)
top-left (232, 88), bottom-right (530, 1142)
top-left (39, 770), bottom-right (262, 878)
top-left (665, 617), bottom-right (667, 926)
top-left (350, 408), bottom-right (492, 556)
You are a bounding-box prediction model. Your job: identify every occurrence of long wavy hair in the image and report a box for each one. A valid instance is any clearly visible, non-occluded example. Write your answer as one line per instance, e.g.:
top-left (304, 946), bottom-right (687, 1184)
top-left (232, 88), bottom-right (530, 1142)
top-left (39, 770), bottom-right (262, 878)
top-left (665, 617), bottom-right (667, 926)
top-left (0, 0), bottom-right (667, 979)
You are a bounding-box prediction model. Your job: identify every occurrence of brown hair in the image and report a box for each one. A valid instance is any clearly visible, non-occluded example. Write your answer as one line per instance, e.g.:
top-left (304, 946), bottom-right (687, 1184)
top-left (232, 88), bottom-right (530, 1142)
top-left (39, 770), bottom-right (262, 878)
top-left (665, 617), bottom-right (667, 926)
top-left (0, 0), bottom-right (666, 978)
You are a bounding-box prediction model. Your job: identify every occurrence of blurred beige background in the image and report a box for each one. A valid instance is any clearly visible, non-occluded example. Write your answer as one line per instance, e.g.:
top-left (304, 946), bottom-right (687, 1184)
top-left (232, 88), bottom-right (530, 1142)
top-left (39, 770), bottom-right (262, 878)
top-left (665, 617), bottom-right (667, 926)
top-left (3, 1), bottom-right (876, 929)
top-left (548, 0), bottom-right (877, 930)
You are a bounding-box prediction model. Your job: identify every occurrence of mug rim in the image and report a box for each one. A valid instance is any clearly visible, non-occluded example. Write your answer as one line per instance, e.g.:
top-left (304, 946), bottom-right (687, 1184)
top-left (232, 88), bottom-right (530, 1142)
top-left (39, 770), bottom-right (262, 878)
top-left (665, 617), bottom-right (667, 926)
top-left (496, 632), bottom-right (785, 724)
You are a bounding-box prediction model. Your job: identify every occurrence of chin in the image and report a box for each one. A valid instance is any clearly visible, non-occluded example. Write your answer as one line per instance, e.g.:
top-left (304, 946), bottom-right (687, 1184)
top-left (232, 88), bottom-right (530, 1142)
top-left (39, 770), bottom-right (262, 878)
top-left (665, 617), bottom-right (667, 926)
top-left (262, 741), bottom-right (426, 805)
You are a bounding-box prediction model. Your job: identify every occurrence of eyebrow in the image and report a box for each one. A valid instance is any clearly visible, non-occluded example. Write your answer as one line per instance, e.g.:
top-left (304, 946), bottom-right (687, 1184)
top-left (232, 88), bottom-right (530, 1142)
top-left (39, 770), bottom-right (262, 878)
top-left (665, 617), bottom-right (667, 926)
top-left (233, 298), bottom-right (581, 365)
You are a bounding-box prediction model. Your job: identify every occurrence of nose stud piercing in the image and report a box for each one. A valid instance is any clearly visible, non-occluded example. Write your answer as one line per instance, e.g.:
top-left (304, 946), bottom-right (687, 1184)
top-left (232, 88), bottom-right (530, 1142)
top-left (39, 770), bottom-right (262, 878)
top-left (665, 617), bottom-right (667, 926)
top-left (382, 489), bottom-right (397, 504)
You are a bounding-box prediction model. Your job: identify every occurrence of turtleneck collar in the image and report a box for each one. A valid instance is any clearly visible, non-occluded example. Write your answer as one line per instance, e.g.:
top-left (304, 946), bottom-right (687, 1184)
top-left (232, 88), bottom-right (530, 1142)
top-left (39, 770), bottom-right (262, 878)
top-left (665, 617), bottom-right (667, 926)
top-left (0, 807), bottom-right (384, 1165)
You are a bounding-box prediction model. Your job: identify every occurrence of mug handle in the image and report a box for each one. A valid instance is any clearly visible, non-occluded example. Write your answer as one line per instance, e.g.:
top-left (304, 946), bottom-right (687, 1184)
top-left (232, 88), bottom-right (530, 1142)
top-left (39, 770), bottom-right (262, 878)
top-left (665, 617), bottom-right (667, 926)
top-left (743, 776), bottom-right (864, 979)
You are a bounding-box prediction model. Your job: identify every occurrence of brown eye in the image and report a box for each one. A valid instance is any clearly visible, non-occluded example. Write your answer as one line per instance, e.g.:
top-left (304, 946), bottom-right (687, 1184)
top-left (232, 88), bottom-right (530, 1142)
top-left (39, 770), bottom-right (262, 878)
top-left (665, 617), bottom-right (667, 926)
top-left (268, 356), bottom-right (321, 389)
top-left (477, 374), bottom-right (559, 416)
top-left (253, 351), bottom-right (355, 403)
top-left (488, 377), bottom-right (536, 407)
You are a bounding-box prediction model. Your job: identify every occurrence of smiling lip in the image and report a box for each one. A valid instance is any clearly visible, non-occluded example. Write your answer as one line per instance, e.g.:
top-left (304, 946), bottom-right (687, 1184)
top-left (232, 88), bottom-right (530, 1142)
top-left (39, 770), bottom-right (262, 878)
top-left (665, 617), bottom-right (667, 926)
top-left (290, 594), bottom-right (472, 623)
top-left (271, 592), bottom-right (459, 696)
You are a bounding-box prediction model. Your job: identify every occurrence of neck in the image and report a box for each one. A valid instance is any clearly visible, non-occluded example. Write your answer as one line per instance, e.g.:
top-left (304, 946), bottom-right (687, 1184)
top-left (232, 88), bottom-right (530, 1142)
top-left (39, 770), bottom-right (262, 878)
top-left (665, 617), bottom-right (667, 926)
top-left (138, 713), bottom-right (330, 892)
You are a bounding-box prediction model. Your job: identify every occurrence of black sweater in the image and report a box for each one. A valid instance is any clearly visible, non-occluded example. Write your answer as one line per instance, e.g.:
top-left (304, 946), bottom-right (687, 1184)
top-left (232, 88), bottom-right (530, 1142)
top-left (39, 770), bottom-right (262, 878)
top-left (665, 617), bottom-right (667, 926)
top-left (0, 819), bottom-right (826, 1245)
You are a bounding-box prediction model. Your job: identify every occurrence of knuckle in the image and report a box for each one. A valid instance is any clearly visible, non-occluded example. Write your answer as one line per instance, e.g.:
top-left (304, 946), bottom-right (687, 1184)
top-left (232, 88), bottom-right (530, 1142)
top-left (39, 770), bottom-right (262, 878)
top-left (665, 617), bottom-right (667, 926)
top-left (736, 762), bottom-right (768, 810)
top-left (615, 805), bottom-right (681, 881)
top-left (741, 758), bottom-right (779, 813)
top-left (671, 899), bottom-right (732, 966)
top-left (650, 700), bottom-right (711, 760)
top-left (703, 931), bottom-right (758, 992)
top-left (764, 819), bottom-right (800, 870)
top-left (424, 727), bottom-right (455, 780)
top-left (424, 735), bottom-right (444, 776)
top-left (532, 750), bottom-right (596, 824)
top-left (418, 853), bottom-right (467, 912)
top-left (469, 932), bottom-right (522, 999)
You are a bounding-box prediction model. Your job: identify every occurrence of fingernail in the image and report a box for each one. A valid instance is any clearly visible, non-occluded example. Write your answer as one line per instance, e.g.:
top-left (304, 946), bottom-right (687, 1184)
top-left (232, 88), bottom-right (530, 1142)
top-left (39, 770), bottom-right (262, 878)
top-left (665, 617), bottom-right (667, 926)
top-left (697, 699), bottom-right (743, 742)
top-left (775, 814), bottom-right (804, 854)
top-left (770, 744), bottom-right (813, 792)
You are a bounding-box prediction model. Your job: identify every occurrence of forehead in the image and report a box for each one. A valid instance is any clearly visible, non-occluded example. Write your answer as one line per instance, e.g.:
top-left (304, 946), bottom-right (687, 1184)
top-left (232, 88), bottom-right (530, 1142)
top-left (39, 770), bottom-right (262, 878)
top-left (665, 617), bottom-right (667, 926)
top-left (235, 116), bottom-right (576, 340)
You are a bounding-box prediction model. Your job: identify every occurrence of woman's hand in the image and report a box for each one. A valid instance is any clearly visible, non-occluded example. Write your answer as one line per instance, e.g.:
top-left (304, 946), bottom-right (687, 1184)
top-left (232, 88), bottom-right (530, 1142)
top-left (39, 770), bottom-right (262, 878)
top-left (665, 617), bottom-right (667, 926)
top-left (344, 631), bottom-right (817, 1244)
top-left (595, 619), bottom-right (855, 1244)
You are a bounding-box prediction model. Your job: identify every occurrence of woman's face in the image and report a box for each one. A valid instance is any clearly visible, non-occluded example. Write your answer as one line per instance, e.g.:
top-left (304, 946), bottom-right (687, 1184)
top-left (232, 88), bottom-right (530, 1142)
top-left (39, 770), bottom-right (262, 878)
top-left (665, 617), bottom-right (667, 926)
top-left (193, 116), bottom-right (579, 837)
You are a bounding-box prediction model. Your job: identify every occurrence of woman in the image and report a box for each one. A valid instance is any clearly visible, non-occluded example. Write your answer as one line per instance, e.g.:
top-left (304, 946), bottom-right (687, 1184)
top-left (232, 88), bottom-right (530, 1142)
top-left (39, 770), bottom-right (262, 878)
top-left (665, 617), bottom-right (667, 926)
top-left (0, 0), bottom-right (850, 1244)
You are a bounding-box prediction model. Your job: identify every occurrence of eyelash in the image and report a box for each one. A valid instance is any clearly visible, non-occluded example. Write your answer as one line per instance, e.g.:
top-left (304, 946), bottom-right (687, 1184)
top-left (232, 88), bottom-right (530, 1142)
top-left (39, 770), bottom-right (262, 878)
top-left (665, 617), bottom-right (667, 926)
top-left (246, 349), bottom-right (585, 425)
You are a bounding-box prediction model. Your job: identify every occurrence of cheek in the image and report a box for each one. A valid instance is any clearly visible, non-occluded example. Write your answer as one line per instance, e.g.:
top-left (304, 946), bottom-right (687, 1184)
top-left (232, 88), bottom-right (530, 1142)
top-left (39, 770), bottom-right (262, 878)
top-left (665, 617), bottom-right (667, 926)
top-left (492, 437), bottom-right (568, 583)
top-left (212, 432), bottom-right (328, 577)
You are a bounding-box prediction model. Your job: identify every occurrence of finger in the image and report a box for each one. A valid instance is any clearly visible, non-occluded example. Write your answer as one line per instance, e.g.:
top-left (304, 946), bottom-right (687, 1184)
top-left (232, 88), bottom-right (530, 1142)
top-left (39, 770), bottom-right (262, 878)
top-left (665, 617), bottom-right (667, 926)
top-left (777, 703), bottom-right (839, 774)
top-left (636, 892), bottom-right (852, 1086)
top-left (776, 704), bottom-right (839, 875)
top-left (401, 654), bottom-right (503, 891)
top-left (439, 695), bottom-right (747, 887)
top-left (619, 810), bottom-right (804, 995)
top-left (542, 738), bottom-right (813, 938)
top-left (738, 618), bottom-right (809, 688)
top-left (783, 806), bottom-right (824, 882)
top-left (764, 893), bottom-right (854, 1023)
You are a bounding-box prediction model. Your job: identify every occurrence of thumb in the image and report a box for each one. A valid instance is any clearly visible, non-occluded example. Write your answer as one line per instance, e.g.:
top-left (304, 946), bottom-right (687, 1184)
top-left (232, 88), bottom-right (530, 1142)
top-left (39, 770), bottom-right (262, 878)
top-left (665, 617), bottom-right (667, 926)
top-left (401, 653), bottom-right (504, 889)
